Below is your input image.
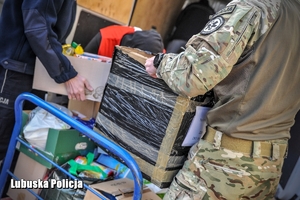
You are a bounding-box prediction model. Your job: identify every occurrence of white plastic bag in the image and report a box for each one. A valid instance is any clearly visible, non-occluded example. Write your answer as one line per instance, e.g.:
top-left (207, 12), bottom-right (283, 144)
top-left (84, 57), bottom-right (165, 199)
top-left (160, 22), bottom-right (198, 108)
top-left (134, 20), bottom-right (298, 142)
top-left (23, 103), bottom-right (72, 150)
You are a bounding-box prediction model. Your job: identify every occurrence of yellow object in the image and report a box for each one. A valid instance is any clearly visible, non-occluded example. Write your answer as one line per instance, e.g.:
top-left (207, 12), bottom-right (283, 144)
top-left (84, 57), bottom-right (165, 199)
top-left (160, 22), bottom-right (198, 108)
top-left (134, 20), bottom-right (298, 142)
top-left (62, 42), bottom-right (84, 56)
top-left (75, 44), bottom-right (84, 55)
top-left (62, 44), bottom-right (71, 55)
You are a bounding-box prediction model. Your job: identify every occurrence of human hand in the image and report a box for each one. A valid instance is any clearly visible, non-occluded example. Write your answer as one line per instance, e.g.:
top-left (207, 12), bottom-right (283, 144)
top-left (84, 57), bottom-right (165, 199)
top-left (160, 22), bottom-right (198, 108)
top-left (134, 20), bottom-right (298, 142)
top-left (145, 56), bottom-right (157, 78)
top-left (64, 74), bottom-right (93, 101)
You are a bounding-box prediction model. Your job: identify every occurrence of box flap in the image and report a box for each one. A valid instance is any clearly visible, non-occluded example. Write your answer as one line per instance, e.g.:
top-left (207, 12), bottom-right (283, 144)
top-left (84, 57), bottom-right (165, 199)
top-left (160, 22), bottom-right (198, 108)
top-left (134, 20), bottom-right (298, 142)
top-left (119, 188), bottom-right (161, 200)
top-left (84, 178), bottom-right (161, 200)
top-left (115, 46), bottom-right (153, 65)
top-left (91, 178), bottom-right (134, 196)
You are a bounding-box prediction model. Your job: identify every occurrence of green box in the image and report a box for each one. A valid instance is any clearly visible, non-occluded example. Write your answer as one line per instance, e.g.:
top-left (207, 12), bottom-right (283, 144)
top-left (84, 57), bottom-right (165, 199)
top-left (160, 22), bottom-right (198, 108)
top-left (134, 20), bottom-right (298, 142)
top-left (18, 111), bottom-right (96, 169)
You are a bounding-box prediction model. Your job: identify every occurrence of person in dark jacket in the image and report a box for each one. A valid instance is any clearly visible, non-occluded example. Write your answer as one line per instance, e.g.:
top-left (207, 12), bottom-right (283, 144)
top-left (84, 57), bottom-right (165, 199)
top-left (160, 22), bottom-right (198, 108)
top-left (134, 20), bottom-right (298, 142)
top-left (0, 0), bottom-right (93, 167)
top-left (84, 25), bottom-right (164, 57)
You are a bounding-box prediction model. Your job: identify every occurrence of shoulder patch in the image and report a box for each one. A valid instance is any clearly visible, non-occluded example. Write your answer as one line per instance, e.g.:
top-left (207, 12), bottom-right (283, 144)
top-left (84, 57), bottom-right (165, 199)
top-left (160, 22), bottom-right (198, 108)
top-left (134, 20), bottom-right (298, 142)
top-left (215, 5), bottom-right (236, 16)
top-left (200, 16), bottom-right (225, 35)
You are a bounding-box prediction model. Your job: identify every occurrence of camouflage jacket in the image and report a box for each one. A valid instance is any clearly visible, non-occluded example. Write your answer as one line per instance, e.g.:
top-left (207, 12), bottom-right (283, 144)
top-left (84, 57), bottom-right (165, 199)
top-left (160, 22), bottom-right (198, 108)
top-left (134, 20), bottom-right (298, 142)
top-left (157, 0), bottom-right (300, 140)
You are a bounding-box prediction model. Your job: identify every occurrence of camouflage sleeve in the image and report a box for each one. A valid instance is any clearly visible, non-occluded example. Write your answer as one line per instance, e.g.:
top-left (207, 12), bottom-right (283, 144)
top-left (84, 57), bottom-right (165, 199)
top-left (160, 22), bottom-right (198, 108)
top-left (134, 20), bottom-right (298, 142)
top-left (156, 1), bottom-right (263, 98)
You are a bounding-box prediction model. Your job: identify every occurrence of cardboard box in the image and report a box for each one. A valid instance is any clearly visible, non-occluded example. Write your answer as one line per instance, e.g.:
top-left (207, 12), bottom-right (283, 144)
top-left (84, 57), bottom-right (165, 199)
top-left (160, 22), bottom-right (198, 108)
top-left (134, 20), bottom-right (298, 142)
top-left (68, 99), bottom-right (100, 119)
top-left (83, 178), bottom-right (161, 200)
top-left (33, 55), bottom-right (111, 102)
top-left (17, 111), bottom-right (96, 169)
top-left (7, 152), bottom-right (49, 200)
top-left (95, 46), bottom-right (203, 188)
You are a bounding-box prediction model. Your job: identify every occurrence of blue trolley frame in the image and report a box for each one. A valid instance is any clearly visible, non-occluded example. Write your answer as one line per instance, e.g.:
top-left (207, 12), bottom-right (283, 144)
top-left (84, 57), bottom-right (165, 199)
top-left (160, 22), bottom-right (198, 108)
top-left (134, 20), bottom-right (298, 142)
top-left (0, 92), bottom-right (143, 199)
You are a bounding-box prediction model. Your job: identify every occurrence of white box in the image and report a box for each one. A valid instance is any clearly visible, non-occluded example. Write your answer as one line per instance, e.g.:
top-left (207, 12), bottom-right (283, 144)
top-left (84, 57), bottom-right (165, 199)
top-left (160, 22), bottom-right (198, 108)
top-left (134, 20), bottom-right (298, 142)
top-left (33, 56), bottom-right (111, 102)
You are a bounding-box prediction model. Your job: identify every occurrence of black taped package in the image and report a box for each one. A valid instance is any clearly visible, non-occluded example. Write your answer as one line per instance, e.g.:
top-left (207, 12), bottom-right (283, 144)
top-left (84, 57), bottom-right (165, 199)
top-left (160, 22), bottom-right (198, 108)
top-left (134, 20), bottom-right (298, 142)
top-left (95, 46), bottom-right (203, 188)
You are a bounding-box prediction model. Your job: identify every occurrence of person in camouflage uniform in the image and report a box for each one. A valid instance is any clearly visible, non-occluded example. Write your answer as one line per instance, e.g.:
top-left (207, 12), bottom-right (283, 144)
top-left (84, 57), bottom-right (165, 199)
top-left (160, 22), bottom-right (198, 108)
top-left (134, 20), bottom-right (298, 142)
top-left (145, 0), bottom-right (300, 199)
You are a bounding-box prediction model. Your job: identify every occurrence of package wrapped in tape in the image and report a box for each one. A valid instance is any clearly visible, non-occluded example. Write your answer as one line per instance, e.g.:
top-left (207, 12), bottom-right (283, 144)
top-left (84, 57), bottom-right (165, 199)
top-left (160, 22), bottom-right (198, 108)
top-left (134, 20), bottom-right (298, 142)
top-left (95, 46), bottom-right (203, 188)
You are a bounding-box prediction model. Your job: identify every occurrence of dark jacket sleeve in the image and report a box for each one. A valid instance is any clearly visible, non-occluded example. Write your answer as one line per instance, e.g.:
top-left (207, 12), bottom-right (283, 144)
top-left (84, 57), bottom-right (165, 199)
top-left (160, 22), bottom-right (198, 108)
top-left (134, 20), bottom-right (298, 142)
top-left (22, 0), bottom-right (77, 83)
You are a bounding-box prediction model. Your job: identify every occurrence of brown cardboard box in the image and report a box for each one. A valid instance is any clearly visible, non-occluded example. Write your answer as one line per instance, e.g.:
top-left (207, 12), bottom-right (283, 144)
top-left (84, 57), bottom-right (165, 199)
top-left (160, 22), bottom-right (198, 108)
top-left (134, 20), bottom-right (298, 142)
top-left (83, 178), bottom-right (161, 200)
top-left (7, 152), bottom-right (49, 200)
top-left (33, 56), bottom-right (111, 102)
top-left (68, 99), bottom-right (100, 119)
top-left (95, 46), bottom-right (203, 188)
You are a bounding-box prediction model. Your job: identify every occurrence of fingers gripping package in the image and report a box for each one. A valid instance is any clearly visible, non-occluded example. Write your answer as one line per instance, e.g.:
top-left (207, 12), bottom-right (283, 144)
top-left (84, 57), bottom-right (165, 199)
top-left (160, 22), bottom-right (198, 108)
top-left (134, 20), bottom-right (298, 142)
top-left (94, 46), bottom-right (203, 188)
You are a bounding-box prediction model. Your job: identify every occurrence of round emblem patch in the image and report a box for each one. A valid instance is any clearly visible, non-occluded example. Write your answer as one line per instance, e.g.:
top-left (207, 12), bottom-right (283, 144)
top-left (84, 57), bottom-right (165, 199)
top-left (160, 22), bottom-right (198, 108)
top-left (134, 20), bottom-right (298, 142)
top-left (201, 16), bottom-right (225, 35)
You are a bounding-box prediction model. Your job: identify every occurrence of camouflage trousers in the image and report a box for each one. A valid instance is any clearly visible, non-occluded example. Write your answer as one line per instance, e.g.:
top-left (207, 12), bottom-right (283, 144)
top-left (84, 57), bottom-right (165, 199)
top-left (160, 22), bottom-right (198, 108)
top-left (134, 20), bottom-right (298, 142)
top-left (163, 130), bottom-right (288, 200)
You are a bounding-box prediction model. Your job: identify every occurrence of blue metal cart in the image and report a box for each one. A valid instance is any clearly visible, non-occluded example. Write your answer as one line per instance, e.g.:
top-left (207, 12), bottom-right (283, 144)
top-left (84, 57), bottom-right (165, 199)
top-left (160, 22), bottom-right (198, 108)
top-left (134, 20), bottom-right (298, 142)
top-left (0, 92), bottom-right (144, 199)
